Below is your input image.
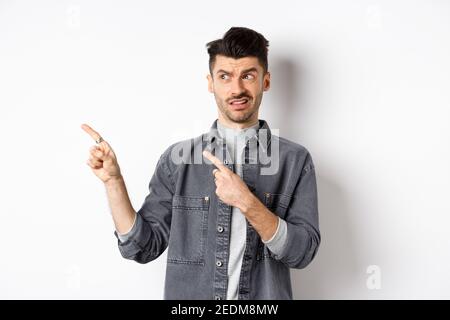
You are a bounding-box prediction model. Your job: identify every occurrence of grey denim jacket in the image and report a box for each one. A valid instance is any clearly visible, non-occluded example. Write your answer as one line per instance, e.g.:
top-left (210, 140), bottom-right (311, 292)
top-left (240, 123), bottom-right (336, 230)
top-left (114, 119), bottom-right (320, 300)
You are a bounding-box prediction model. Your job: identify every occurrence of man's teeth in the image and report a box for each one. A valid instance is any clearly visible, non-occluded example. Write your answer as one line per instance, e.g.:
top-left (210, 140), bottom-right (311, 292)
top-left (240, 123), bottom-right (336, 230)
top-left (231, 99), bottom-right (247, 104)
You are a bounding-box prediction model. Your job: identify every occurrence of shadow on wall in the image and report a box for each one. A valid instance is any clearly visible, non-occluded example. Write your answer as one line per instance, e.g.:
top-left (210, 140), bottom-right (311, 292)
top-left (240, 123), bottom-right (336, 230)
top-left (269, 55), bottom-right (360, 299)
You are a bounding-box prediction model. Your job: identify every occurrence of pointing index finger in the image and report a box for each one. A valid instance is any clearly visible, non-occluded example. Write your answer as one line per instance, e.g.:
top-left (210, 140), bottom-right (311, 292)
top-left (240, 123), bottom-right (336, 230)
top-left (81, 123), bottom-right (102, 142)
top-left (202, 150), bottom-right (227, 171)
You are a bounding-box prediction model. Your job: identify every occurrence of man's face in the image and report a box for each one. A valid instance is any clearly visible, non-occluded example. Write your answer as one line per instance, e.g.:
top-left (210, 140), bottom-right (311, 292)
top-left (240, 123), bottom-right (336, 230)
top-left (207, 55), bottom-right (270, 125)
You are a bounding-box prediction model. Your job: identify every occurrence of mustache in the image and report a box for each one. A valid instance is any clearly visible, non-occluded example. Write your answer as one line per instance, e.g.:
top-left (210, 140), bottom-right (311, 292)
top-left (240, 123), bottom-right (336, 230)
top-left (227, 95), bottom-right (251, 103)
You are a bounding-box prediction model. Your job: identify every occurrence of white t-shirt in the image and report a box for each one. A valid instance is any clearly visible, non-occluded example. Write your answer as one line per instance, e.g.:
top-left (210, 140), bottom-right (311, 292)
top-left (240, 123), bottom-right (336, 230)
top-left (216, 120), bottom-right (287, 300)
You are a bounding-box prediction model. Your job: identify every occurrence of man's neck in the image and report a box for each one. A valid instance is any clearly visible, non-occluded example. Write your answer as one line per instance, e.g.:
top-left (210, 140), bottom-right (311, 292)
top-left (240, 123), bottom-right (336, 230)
top-left (217, 116), bottom-right (259, 130)
top-left (216, 118), bottom-right (260, 161)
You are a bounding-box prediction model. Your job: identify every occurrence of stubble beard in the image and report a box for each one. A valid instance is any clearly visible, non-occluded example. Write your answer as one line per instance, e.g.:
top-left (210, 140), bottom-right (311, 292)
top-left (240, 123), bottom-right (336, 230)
top-left (215, 91), bottom-right (263, 124)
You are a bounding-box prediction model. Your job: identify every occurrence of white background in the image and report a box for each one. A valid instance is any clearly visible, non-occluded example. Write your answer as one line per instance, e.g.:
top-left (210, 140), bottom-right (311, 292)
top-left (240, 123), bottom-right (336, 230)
top-left (0, 0), bottom-right (449, 299)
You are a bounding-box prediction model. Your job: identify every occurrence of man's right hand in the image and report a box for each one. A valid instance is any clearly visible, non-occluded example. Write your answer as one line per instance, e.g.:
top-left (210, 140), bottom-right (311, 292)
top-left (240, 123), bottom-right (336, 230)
top-left (81, 123), bottom-right (122, 184)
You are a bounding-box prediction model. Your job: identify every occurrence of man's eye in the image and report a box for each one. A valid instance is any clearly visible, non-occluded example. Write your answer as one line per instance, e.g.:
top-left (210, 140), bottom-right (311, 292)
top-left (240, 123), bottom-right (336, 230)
top-left (243, 74), bottom-right (255, 80)
top-left (220, 74), bottom-right (229, 80)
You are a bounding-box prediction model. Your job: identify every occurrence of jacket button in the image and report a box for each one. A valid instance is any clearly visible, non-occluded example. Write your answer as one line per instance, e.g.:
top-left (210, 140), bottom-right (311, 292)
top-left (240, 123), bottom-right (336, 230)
top-left (217, 226), bottom-right (224, 233)
top-left (223, 159), bottom-right (228, 165)
top-left (216, 260), bottom-right (222, 267)
top-left (215, 295), bottom-right (222, 300)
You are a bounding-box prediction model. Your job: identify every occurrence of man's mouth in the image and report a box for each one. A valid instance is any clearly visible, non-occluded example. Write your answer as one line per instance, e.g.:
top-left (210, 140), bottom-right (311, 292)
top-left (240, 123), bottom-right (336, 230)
top-left (229, 98), bottom-right (250, 110)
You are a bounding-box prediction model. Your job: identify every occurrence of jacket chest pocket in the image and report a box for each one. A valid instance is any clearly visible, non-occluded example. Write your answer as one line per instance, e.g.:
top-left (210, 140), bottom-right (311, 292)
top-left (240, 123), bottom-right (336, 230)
top-left (256, 192), bottom-right (293, 261)
top-left (167, 195), bottom-right (210, 265)
top-left (263, 192), bottom-right (292, 218)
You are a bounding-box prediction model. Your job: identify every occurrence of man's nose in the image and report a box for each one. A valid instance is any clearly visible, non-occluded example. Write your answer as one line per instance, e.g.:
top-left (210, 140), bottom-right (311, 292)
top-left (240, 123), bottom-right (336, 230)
top-left (230, 78), bottom-right (245, 95)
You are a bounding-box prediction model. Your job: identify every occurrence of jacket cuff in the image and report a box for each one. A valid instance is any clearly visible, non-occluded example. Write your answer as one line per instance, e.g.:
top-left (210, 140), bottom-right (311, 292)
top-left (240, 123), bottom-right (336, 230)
top-left (114, 212), bottom-right (139, 243)
top-left (262, 216), bottom-right (288, 257)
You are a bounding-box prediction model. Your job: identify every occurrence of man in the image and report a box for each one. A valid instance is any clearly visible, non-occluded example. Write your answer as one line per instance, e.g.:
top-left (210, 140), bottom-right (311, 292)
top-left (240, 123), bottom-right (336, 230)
top-left (82, 26), bottom-right (320, 300)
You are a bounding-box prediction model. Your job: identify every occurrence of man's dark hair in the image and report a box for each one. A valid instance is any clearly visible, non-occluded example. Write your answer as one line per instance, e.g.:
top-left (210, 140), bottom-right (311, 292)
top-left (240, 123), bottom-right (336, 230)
top-left (206, 27), bottom-right (269, 75)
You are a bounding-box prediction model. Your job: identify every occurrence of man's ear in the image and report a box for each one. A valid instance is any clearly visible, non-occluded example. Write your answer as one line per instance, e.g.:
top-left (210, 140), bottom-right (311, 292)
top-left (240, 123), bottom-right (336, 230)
top-left (263, 71), bottom-right (271, 91)
top-left (207, 74), bottom-right (214, 93)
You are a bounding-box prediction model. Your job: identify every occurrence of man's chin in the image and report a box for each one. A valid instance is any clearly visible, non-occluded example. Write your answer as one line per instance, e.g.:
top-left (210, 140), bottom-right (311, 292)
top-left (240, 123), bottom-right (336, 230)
top-left (218, 103), bottom-right (258, 123)
top-left (226, 112), bottom-right (254, 123)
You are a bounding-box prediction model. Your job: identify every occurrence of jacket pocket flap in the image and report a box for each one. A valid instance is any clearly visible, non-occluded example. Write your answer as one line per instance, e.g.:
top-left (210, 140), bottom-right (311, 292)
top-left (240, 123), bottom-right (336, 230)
top-left (172, 195), bottom-right (210, 210)
top-left (264, 193), bottom-right (292, 209)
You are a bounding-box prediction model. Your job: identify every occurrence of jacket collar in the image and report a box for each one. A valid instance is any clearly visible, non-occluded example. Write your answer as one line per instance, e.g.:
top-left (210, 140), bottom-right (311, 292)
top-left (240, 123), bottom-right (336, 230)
top-left (204, 118), bottom-right (272, 154)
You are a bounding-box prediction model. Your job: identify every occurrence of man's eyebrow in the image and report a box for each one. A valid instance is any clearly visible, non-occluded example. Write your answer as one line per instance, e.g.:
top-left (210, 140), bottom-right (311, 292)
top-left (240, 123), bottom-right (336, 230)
top-left (216, 67), bottom-right (259, 75)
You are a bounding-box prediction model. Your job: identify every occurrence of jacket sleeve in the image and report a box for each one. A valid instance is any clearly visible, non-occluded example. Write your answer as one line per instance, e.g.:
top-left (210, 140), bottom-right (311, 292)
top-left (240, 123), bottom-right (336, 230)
top-left (114, 148), bottom-right (175, 264)
top-left (275, 152), bottom-right (321, 269)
